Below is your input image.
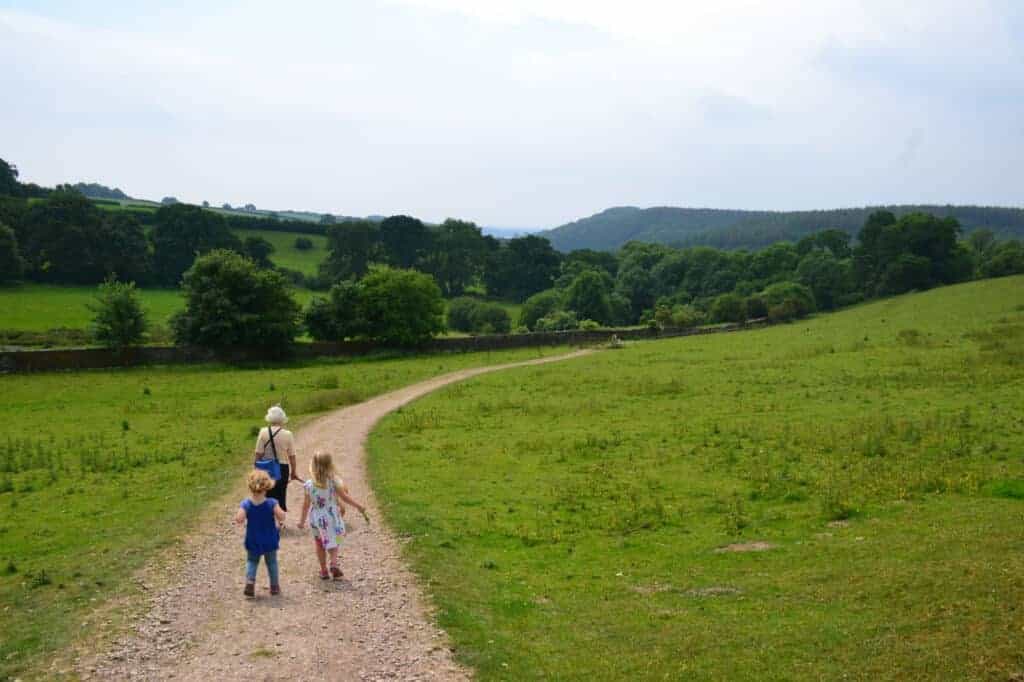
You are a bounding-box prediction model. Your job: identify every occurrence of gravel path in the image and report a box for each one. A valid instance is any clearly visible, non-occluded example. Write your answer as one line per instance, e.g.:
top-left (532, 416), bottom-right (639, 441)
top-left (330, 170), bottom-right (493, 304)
top-left (76, 350), bottom-right (592, 681)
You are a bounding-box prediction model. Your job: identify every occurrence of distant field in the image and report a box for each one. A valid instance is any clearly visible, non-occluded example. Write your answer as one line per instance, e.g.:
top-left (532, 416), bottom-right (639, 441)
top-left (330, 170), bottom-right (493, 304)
top-left (234, 228), bottom-right (327, 276)
top-left (369, 276), bottom-right (1024, 680)
top-left (0, 346), bottom-right (568, 679)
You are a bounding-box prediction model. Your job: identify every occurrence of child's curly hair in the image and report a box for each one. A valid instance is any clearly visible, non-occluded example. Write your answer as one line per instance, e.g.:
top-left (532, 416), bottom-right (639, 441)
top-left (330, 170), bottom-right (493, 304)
top-left (248, 469), bottom-right (275, 494)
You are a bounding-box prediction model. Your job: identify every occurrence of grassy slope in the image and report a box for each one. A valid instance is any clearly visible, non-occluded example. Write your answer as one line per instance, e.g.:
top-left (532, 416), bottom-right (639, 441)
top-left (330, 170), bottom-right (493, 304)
top-left (231, 228), bottom-right (326, 276)
top-left (369, 275), bottom-right (1024, 680)
top-left (0, 346), bottom-right (569, 679)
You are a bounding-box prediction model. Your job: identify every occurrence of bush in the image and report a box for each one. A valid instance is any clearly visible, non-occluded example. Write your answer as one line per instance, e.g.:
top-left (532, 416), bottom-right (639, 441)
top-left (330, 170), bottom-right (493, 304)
top-left (761, 281), bottom-right (816, 318)
top-left (519, 289), bottom-right (564, 331)
top-left (172, 250), bottom-right (300, 352)
top-left (447, 297), bottom-right (480, 333)
top-left (579, 319), bottom-right (601, 331)
top-left (710, 293), bottom-right (747, 324)
top-left (276, 267), bottom-right (307, 288)
top-left (744, 295), bottom-right (767, 319)
top-left (294, 236), bottom-right (315, 251)
top-left (767, 300), bottom-right (802, 324)
top-left (358, 266), bottom-right (445, 345)
top-left (534, 310), bottom-right (579, 332)
top-left (88, 277), bottom-right (149, 349)
top-left (471, 302), bottom-right (511, 334)
top-left (670, 304), bottom-right (704, 329)
top-left (304, 280), bottom-right (363, 342)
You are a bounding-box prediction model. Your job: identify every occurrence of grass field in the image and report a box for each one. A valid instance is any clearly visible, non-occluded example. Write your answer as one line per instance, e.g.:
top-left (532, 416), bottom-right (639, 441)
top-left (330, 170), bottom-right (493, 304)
top-left (233, 228), bottom-right (327, 276)
top-left (368, 275), bottom-right (1024, 680)
top-left (0, 345), bottom-right (569, 679)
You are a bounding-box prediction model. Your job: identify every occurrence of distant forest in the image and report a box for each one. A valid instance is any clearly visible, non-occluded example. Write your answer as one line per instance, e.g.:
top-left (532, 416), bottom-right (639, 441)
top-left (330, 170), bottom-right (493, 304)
top-left (69, 183), bottom-right (131, 200)
top-left (544, 205), bottom-right (1024, 252)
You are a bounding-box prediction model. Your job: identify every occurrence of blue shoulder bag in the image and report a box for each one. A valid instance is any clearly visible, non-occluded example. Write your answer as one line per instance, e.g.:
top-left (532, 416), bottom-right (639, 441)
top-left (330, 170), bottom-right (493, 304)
top-left (254, 427), bottom-right (282, 481)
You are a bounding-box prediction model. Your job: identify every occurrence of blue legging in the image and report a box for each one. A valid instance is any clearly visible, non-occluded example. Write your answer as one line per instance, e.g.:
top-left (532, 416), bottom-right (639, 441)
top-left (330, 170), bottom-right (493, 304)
top-left (246, 550), bottom-right (279, 584)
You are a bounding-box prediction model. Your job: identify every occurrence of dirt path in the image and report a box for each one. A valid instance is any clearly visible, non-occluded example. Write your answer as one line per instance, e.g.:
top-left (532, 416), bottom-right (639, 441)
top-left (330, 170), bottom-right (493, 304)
top-left (75, 350), bottom-right (592, 681)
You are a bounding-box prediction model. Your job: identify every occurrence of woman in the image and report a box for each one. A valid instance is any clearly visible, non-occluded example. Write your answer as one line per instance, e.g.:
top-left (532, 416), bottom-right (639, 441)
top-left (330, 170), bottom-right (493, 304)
top-left (254, 405), bottom-right (301, 512)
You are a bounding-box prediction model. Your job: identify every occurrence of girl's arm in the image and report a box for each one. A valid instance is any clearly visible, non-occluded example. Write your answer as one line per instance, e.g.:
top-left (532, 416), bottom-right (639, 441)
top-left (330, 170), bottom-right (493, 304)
top-left (297, 490), bottom-right (311, 529)
top-left (273, 502), bottom-right (287, 523)
top-left (233, 506), bottom-right (246, 525)
top-left (338, 489), bottom-right (370, 522)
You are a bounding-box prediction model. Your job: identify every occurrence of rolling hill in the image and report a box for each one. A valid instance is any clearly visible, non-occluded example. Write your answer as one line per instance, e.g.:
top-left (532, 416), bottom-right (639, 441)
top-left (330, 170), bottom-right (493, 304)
top-left (542, 205), bottom-right (1024, 252)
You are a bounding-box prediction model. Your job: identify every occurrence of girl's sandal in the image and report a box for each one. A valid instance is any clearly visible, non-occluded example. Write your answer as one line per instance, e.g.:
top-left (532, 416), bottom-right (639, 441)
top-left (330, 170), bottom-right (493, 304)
top-left (330, 566), bottom-right (343, 581)
top-left (319, 569), bottom-right (330, 580)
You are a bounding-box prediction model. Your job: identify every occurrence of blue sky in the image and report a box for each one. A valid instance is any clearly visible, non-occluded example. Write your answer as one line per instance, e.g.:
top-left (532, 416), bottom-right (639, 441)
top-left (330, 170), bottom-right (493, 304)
top-left (1, 1), bottom-right (1022, 227)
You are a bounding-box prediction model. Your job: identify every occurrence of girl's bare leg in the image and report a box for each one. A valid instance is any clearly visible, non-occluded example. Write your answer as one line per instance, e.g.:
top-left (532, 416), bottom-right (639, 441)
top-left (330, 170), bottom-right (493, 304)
top-left (315, 540), bottom-right (328, 571)
top-left (328, 547), bottom-right (339, 568)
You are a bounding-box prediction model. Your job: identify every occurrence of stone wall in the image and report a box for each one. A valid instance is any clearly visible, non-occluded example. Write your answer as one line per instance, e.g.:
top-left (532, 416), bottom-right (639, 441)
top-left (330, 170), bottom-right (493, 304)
top-left (0, 321), bottom-right (766, 373)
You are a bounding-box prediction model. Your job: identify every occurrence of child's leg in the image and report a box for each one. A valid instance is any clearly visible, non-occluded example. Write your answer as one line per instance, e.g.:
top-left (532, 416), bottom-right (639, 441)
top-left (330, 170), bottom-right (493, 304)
top-left (245, 551), bottom-right (260, 584)
top-left (265, 551), bottom-right (279, 587)
top-left (314, 538), bottom-right (327, 570)
top-left (328, 547), bottom-right (339, 568)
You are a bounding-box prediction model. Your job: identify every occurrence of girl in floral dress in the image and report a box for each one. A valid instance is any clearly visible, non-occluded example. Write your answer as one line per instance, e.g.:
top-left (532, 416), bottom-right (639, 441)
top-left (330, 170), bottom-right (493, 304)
top-left (298, 451), bottom-right (369, 580)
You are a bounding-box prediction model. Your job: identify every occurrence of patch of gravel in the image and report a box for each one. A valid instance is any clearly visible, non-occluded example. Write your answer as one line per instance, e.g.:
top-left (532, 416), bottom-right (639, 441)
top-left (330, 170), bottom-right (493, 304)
top-left (73, 350), bottom-right (591, 681)
top-left (713, 541), bottom-right (776, 554)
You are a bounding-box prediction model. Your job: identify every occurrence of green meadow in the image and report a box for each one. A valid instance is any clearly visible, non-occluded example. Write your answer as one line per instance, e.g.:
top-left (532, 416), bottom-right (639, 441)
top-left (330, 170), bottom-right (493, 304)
top-left (368, 275), bottom-right (1024, 680)
top-left (232, 228), bottom-right (327, 276)
top-left (0, 345), bottom-right (566, 679)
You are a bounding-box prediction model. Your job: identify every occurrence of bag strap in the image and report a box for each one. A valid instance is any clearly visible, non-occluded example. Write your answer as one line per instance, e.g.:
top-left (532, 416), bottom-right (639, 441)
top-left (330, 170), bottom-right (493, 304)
top-left (266, 427), bottom-right (281, 463)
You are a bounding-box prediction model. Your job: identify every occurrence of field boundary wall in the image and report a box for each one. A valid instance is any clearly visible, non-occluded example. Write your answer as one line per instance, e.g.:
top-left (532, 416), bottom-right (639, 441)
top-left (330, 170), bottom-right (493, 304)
top-left (0, 321), bottom-right (767, 373)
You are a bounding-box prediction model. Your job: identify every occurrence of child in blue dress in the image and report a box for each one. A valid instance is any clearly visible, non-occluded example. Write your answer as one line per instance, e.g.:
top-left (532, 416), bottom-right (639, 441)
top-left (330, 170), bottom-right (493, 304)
top-left (298, 451), bottom-right (369, 580)
top-left (234, 469), bottom-right (287, 597)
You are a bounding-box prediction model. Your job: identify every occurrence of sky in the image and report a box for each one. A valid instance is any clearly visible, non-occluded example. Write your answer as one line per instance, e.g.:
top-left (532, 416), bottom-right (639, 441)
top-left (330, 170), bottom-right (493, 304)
top-left (1, 1), bottom-right (1022, 228)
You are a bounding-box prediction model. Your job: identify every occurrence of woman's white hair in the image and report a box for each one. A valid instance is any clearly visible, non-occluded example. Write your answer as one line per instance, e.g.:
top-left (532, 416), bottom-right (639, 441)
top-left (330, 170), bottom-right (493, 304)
top-left (265, 405), bottom-right (288, 425)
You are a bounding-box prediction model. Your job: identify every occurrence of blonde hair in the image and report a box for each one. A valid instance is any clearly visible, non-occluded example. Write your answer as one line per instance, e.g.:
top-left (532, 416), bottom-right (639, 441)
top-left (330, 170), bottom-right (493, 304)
top-left (309, 451), bottom-right (343, 489)
top-left (248, 469), bottom-right (275, 494)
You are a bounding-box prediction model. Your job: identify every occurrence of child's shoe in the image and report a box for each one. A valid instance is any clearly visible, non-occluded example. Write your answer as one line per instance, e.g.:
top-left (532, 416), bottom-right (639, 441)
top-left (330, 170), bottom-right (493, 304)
top-left (270, 584), bottom-right (280, 596)
top-left (243, 583), bottom-right (255, 598)
top-left (330, 565), bottom-right (343, 581)
top-left (319, 568), bottom-right (330, 580)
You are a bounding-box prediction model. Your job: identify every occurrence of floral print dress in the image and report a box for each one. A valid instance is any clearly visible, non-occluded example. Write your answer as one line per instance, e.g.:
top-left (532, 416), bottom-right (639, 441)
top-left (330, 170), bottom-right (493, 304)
top-left (304, 478), bottom-right (346, 550)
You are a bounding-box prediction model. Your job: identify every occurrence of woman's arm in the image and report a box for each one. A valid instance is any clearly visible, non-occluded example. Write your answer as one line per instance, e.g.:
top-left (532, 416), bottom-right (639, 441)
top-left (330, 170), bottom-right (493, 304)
top-left (297, 490), bottom-right (311, 529)
top-left (287, 435), bottom-right (301, 481)
top-left (273, 503), bottom-right (287, 523)
top-left (253, 428), bottom-right (265, 456)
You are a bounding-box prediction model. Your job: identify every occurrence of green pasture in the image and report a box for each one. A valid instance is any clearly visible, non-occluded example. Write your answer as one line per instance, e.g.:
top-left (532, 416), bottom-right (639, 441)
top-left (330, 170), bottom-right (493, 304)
top-left (0, 345), bottom-right (568, 679)
top-left (369, 275), bottom-right (1024, 680)
top-left (233, 228), bottom-right (327, 276)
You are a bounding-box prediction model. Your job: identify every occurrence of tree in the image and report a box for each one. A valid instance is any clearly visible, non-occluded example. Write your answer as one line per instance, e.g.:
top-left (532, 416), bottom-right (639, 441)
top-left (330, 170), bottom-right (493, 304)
top-left (320, 214), bottom-right (337, 225)
top-left (565, 269), bottom-right (613, 324)
top-left (484, 235), bottom-right (561, 301)
top-left (978, 239), bottom-right (1024, 278)
top-left (172, 250), bottom-right (300, 352)
top-left (294, 237), bottom-right (314, 251)
top-left (534, 310), bottom-right (579, 332)
top-left (304, 280), bottom-right (363, 341)
top-left (446, 297), bottom-right (481, 333)
top-left (0, 222), bottom-right (25, 283)
top-left (761, 281), bottom-right (816, 319)
top-left (243, 236), bottom-right (275, 268)
top-left (378, 215), bottom-right (432, 269)
top-left (222, 203), bottom-right (232, 210)
top-left (419, 219), bottom-right (487, 296)
top-left (519, 288), bottom-right (564, 330)
top-left (161, 196), bottom-right (179, 205)
top-left (357, 266), bottom-right (445, 345)
top-left (150, 203), bottom-right (242, 286)
top-left (796, 250), bottom-right (853, 310)
top-left (320, 220), bottom-right (380, 282)
top-left (88, 278), bottom-right (149, 349)
top-left (710, 292), bottom-right (747, 323)
top-left (615, 241), bottom-right (671, 318)
top-left (0, 158), bottom-right (21, 197)
top-left (201, 201), bottom-right (210, 208)
top-left (18, 189), bottom-right (139, 284)
top-left (470, 302), bottom-right (511, 334)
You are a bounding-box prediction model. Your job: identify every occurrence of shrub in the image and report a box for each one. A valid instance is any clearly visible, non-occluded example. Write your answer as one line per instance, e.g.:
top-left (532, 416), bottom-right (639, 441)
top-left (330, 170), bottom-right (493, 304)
top-left (294, 236), bottom-right (315, 251)
top-left (710, 293), bottom-right (747, 324)
top-left (447, 297), bottom-right (480, 333)
top-left (172, 249), bottom-right (300, 352)
top-left (88, 277), bottom-right (149, 349)
top-left (276, 267), bottom-right (307, 288)
top-left (519, 289), bottom-right (564, 330)
top-left (670, 304), bottom-right (704, 329)
top-left (534, 310), bottom-right (579, 332)
top-left (471, 302), bottom-right (511, 334)
top-left (564, 270), bottom-right (612, 324)
top-left (767, 300), bottom-right (802, 324)
top-left (744, 295), bottom-right (768, 319)
top-left (579, 319), bottom-right (601, 331)
top-left (358, 265), bottom-right (445, 345)
top-left (304, 280), bottom-right (363, 342)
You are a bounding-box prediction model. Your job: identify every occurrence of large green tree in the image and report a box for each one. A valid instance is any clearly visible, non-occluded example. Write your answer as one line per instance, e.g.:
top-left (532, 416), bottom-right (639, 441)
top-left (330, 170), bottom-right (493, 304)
top-left (0, 222), bottom-right (25, 283)
top-left (565, 269), bottom-right (613, 324)
top-left (0, 158), bottom-right (21, 197)
top-left (88, 278), bottom-right (149, 349)
top-left (172, 249), bottom-right (299, 352)
top-left (419, 219), bottom-right (487, 296)
top-left (484, 235), bottom-right (562, 301)
top-left (151, 203), bottom-right (241, 286)
top-left (356, 265), bottom-right (445, 345)
top-left (379, 215), bottom-right (433, 269)
top-left (320, 220), bottom-right (380, 283)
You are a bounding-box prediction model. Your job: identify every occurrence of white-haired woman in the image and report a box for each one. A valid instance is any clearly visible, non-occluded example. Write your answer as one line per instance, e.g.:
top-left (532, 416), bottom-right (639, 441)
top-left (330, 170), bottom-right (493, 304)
top-left (254, 405), bottom-right (300, 512)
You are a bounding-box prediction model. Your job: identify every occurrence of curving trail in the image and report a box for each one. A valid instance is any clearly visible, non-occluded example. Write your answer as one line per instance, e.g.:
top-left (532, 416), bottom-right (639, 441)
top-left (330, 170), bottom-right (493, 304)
top-left (76, 349), bottom-right (593, 681)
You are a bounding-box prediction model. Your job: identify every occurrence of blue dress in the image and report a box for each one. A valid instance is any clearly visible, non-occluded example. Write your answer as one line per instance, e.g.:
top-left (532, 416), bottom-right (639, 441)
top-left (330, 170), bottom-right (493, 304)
top-left (241, 498), bottom-right (280, 555)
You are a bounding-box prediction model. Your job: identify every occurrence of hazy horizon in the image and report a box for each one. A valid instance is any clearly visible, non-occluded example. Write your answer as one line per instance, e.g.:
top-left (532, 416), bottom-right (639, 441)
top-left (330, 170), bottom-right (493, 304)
top-left (3, 1), bottom-right (1022, 228)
